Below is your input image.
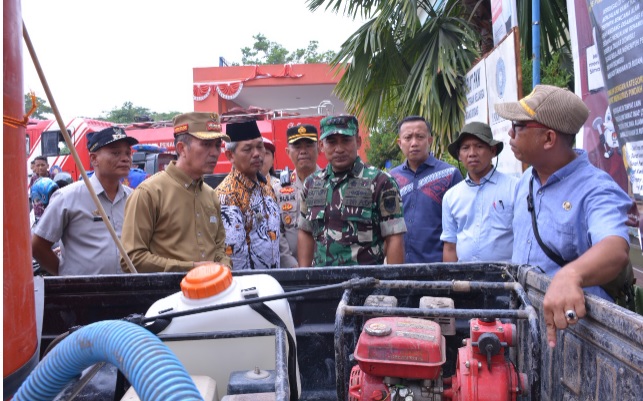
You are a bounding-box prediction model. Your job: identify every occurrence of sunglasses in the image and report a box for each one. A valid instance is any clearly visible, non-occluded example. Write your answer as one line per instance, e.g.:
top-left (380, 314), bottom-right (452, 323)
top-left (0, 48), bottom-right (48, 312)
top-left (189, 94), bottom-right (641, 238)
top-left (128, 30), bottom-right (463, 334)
top-left (511, 121), bottom-right (549, 132)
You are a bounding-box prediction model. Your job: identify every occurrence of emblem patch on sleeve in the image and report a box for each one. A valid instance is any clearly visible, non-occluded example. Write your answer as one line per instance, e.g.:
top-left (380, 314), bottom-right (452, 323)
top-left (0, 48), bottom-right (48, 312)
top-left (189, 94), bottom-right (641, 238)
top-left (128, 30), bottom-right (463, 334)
top-left (381, 189), bottom-right (399, 215)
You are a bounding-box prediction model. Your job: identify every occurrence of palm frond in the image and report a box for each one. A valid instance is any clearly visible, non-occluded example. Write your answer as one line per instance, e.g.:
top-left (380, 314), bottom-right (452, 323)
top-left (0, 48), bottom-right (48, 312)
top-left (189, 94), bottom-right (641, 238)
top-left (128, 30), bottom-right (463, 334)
top-left (517, 0), bottom-right (570, 64)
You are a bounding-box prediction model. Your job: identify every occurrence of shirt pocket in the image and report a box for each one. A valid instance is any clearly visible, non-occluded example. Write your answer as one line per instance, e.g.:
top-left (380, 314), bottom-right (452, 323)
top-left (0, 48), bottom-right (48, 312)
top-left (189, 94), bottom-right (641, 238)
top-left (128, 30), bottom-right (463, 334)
top-left (202, 205), bottom-right (220, 236)
top-left (550, 220), bottom-right (576, 261)
top-left (310, 206), bottom-right (326, 238)
top-left (490, 203), bottom-right (513, 231)
top-left (340, 206), bottom-right (373, 244)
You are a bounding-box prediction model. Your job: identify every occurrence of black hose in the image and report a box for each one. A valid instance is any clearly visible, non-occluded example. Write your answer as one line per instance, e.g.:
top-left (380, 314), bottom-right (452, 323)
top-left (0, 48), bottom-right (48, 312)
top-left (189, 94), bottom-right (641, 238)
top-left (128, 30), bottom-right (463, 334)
top-left (42, 330), bottom-right (70, 357)
top-left (142, 277), bottom-right (378, 324)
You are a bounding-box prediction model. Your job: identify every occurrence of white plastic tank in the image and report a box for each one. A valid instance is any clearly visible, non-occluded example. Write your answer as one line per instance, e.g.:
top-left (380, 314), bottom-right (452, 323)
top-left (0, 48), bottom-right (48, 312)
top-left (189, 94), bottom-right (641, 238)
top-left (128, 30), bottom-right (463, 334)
top-left (145, 264), bottom-right (300, 399)
top-left (121, 375), bottom-right (218, 401)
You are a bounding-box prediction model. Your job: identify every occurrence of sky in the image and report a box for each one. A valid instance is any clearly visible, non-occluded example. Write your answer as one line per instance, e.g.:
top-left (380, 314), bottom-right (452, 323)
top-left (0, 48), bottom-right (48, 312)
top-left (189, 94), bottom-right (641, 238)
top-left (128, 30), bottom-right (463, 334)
top-left (21, 0), bottom-right (367, 119)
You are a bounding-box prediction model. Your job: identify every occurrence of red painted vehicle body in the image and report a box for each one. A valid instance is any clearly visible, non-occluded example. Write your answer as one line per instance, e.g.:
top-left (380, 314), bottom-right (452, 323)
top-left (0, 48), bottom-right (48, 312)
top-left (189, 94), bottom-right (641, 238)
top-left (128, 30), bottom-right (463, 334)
top-left (25, 113), bottom-right (329, 183)
top-left (122, 114), bottom-right (329, 174)
top-left (26, 117), bottom-right (113, 181)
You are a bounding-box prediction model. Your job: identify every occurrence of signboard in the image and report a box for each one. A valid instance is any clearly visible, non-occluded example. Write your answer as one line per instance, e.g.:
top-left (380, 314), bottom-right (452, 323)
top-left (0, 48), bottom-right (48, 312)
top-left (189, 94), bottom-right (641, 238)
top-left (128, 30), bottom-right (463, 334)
top-left (586, 0), bottom-right (643, 199)
top-left (491, 0), bottom-right (518, 46)
top-left (464, 60), bottom-right (488, 123)
top-left (463, 29), bottom-right (522, 176)
top-left (485, 30), bottom-right (522, 176)
top-left (624, 140), bottom-right (643, 196)
top-left (586, 28), bottom-right (606, 92)
top-left (569, 0), bottom-right (643, 247)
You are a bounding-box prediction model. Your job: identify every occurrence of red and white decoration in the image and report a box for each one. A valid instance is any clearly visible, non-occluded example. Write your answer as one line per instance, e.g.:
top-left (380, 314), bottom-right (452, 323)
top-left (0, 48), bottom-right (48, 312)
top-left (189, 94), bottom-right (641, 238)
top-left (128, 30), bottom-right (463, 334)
top-left (193, 64), bottom-right (303, 102)
top-left (216, 82), bottom-right (244, 100)
top-left (193, 85), bottom-right (211, 101)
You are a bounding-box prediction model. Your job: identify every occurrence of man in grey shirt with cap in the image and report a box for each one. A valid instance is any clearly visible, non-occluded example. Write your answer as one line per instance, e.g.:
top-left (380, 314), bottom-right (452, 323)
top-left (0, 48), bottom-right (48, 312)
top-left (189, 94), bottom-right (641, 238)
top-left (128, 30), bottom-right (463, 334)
top-left (32, 127), bottom-right (138, 275)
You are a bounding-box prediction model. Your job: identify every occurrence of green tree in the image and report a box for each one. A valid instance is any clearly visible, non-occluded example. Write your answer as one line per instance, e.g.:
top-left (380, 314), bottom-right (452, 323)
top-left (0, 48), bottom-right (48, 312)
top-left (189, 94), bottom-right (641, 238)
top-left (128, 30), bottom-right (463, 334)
top-left (365, 116), bottom-right (403, 170)
top-left (308, 0), bottom-right (479, 157)
top-left (101, 102), bottom-right (153, 124)
top-left (307, 0), bottom-right (572, 158)
top-left (290, 41), bottom-right (337, 64)
top-left (239, 33), bottom-right (336, 65)
top-left (521, 50), bottom-right (572, 96)
top-left (24, 93), bottom-right (53, 119)
top-left (515, 0), bottom-right (570, 67)
top-left (151, 111), bottom-right (182, 122)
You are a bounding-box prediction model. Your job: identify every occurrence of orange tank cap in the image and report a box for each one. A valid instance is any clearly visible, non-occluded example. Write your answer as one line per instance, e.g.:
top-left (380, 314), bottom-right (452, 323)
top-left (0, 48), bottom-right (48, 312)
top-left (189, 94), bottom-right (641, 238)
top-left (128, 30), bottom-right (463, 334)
top-left (181, 263), bottom-right (233, 299)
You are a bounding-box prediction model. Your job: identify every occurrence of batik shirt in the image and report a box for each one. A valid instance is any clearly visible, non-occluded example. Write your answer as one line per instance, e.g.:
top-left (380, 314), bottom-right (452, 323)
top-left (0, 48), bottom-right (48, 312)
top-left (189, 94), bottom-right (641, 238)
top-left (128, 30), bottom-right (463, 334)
top-left (216, 168), bottom-right (281, 270)
top-left (299, 156), bottom-right (407, 267)
top-left (390, 154), bottom-right (463, 263)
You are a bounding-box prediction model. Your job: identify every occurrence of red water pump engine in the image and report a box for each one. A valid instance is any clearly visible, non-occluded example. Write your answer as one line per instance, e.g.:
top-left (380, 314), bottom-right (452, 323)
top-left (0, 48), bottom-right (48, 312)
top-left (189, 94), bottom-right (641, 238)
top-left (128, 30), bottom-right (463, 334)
top-left (348, 317), bottom-right (527, 401)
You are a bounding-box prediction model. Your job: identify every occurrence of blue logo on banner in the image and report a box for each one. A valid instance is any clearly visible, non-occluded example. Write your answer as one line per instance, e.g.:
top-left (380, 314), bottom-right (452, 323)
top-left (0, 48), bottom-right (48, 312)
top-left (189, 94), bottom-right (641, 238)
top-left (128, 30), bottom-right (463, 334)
top-left (496, 58), bottom-right (506, 99)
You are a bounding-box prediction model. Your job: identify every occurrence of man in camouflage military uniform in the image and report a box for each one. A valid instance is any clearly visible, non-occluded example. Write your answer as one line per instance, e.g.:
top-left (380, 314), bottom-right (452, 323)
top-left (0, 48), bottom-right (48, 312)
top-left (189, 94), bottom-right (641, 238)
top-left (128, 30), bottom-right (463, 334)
top-left (298, 115), bottom-right (407, 267)
top-left (272, 124), bottom-right (320, 268)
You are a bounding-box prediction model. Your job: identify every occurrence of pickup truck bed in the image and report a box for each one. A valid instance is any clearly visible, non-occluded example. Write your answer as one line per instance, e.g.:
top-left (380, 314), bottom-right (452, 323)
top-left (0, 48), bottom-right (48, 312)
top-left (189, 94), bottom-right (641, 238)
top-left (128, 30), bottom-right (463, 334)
top-left (39, 263), bottom-right (643, 400)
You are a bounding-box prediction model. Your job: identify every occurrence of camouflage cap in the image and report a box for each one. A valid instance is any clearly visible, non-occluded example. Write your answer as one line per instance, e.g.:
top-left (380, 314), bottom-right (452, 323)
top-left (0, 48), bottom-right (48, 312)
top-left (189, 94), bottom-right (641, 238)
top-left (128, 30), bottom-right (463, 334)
top-left (494, 85), bottom-right (589, 135)
top-left (173, 112), bottom-right (231, 141)
top-left (319, 115), bottom-right (359, 140)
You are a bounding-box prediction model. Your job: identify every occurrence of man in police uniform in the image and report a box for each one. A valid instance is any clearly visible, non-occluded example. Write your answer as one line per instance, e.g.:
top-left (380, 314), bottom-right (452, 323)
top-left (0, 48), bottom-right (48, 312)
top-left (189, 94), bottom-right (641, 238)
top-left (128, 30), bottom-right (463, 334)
top-left (272, 124), bottom-right (320, 268)
top-left (298, 115), bottom-right (407, 267)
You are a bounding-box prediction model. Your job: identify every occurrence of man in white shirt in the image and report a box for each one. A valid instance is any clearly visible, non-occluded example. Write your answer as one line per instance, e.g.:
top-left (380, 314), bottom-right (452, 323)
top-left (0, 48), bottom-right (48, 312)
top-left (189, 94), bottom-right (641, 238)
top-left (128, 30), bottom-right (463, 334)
top-left (441, 122), bottom-right (518, 262)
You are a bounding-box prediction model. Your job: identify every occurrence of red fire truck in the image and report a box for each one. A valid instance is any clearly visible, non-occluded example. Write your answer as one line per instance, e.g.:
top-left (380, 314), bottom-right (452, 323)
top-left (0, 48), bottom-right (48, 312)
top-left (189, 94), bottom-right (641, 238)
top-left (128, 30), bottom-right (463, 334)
top-left (26, 107), bottom-right (329, 183)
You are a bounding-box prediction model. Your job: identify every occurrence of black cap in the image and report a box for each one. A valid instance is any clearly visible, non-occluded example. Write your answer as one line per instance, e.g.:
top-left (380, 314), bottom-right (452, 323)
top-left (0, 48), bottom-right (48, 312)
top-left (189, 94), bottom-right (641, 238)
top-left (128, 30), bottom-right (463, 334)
top-left (286, 124), bottom-right (318, 144)
top-left (225, 120), bottom-right (262, 142)
top-left (87, 127), bottom-right (138, 152)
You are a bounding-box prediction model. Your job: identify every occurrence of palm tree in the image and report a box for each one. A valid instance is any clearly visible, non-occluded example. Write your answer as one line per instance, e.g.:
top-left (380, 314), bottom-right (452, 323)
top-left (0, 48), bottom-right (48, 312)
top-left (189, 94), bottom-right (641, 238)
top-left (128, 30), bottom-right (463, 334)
top-left (515, 0), bottom-right (570, 67)
top-left (308, 0), bottom-right (479, 155)
top-left (307, 0), bottom-right (571, 157)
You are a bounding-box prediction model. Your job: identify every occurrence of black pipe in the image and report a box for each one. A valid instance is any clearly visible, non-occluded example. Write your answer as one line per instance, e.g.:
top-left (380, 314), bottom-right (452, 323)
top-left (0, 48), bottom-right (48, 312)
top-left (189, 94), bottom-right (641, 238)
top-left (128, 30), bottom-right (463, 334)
top-left (142, 277), bottom-right (378, 324)
top-left (374, 280), bottom-right (517, 291)
top-left (511, 269), bottom-right (543, 401)
top-left (342, 305), bottom-right (530, 319)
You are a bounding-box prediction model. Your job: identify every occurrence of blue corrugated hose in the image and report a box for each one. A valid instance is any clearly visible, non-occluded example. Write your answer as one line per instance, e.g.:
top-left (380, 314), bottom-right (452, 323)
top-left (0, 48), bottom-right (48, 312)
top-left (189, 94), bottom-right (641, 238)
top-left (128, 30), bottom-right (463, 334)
top-left (14, 320), bottom-right (202, 401)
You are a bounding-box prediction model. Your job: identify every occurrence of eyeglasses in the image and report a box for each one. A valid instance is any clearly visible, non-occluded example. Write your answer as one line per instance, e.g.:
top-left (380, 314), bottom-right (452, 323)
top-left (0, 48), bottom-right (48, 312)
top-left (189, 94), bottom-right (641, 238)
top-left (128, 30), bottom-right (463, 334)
top-left (511, 121), bottom-right (549, 132)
